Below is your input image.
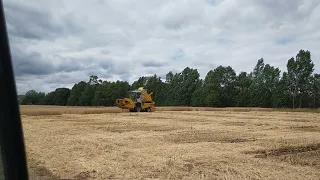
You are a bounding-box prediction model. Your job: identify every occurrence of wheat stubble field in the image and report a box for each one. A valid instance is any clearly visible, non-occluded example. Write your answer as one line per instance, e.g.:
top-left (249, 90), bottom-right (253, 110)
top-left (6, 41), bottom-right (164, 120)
top-left (20, 106), bottom-right (320, 180)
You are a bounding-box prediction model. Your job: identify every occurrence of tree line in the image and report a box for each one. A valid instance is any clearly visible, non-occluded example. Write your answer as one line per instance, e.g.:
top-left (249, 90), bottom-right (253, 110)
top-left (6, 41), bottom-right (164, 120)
top-left (20, 49), bottom-right (320, 108)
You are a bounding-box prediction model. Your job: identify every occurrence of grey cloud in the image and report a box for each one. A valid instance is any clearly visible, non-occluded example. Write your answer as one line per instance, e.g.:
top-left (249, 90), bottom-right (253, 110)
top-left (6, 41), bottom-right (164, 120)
top-left (4, 0), bottom-right (320, 95)
top-left (43, 72), bottom-right (89, 85)
top-left (256, 0), bottom-right (304, 17)
top-left (191, 60), bottom-right (217, 70)
top-left (11, 49), bottom-right (55, 76)
top-left (11, 47), bottom-right (86, 77)
top-left (83, 59), bottom-right (131, 81)
top-left (100, 49), bottom-right (110, 54)
top-left (12, 46), bottom-right (133, 83)
top-left (4, 1), bottom-right (82, 41)
top-left (99, 59), bottom-right (114, 70)
top-left (117, 73), bottom-right (132, 82)
top-left (52, 55), bottom-right (84, 72)
top-left (253, 0), bottom-right (319, 25)
top-left (92, 59), bottom-right (127, 77)
top-left (4, 2), bottom-right (59, 40)
top-left (158, 0), bottom-right (203, 30)
top-left (85, 68), bottom-right (113, 79)
top-left (142, 61), bottom-right (166, 68)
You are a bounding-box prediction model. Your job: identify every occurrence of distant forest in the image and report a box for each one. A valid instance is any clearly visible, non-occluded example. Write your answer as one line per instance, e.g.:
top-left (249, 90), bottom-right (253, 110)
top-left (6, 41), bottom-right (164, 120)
top-left (19, 49), bottom-right (320, 108)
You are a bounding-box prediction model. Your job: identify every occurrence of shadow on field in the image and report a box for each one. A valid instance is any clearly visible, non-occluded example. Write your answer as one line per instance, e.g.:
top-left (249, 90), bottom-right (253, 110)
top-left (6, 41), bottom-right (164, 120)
top-left (167, 130), bottom-right (256, 144)
top-left (245, 143), bottom-right (320, 168)
top-left (28, 158), bottom-right (96, 180)
top-left (288, 125), bottom-right (320, 132)
top-left (28, 158), bottom-right (59, 180)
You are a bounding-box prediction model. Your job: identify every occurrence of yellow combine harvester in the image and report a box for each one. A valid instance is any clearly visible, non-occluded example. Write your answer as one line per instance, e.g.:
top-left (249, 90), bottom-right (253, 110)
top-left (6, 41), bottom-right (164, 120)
top-left (115, 87), bottom-right (155, 112)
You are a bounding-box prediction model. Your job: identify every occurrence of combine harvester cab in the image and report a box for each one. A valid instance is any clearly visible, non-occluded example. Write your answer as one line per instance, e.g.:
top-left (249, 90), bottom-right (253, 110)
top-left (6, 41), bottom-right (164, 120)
top-left (116, 87), bottom-right (155, 112)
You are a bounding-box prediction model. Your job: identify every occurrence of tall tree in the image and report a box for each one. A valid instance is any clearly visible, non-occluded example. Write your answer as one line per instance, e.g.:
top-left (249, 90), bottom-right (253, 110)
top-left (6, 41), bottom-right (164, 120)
top-left (67, 81), bottom-right (87, 106)
top-left (247, 58), bottom-right (267, 107)
top-left (234, 72), bottom-right (252, 107)
top-left (78, 76), bottom-right (101, 106)
top-left (310, 74), bottom-right (320, 108)
top-left (132, 76), bottom-right (148, 89)
top-left (53, 88), bottom-right (71, 106)
top-left (191, 79), bottom-right (205, 107)
top-left (176, 67), bottom-right (201, 106)
top-left (287, 50), bottom-right (314, 108)
top-left (21, 90), bottom-right (45, 105)
top-left (262, 64), bottom-right (281, 107)
top-left (203, 66), bottom-right (237, 107)
top-left (271, 72), bottom-right (290, 107)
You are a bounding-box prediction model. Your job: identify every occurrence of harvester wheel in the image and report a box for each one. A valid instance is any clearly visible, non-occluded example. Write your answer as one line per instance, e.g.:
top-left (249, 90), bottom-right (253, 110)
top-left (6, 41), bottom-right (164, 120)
top-left (146, 108), bottom-right (152, 112)
top-left (135, 106), bottom-right (141, 112)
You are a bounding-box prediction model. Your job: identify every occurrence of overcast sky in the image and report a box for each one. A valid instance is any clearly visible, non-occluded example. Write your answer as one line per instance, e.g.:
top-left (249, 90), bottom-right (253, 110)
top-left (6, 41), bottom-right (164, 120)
top-left (3, 0), bottom-right (320, 95)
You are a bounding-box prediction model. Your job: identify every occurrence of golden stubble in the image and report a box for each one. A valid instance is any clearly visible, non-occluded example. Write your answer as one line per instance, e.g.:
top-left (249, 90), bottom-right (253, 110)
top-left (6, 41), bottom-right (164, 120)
top-left (21, 106), bottom-right (320, 180)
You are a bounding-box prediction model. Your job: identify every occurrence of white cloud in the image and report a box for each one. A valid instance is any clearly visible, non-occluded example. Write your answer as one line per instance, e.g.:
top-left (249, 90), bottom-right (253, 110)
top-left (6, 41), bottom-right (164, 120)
top-left (3, 0), bottom-right (320, 94)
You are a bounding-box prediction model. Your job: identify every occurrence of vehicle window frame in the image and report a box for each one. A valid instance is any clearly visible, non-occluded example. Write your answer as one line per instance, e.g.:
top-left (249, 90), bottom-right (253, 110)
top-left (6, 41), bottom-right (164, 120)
top-left (0, 0), bottom-right (29, 179)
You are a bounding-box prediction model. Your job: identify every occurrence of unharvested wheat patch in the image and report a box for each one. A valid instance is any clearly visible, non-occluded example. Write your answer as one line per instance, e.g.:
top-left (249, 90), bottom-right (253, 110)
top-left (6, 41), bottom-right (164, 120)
top-left (167, 130), bottom-right (224, 144)
top-left (161, 157), bottom-right (248, 180)
top-left (288, 125), bottom-right (320, 132)
top-left (176, 117), bottom-right (213, 123)
top-left (166, 130), bottom-right (255, 144)
top-left (252, 122), bottom-right (271, 127)
top-left (233, 115), bottom-right (273, 121)
top-left (145, 116), bottom-right (172, 120)
top-left (275, 150), bottom-right (320, 168)
top-left (246, 143), bottom-right (320, 157)
top-left (27, 158), bottom-right (60, 180)
top-left (122, 123), bottom-right (182, 132)
top-left (141, 112), bottom-right (213, 122)
top-left (247, 143), bottom-right (320, 169)
top-left (46, 118), bottom-right (94, 124)
top-left (285, 118), bottom-right (310, 123)
top-left (73, 121), bottom-right (123, 126)
top-left (23, 115), bottom-right (64, 121)
top-left (170, 111), bottom-right (234, 117)
top-left (74, 170), bottom-right (97, 180)
top-left (88, 122), bottom-right (182, 133)
top-left (221, 138), bottom-right (256, 143)
top-left (67, 139), bottom-right (116, 155)
top-left (21, 111), bottom-right (63, 116)
top-left (183, 159), bottom-right (205, 172)
top-left (221, 121), bottom-right (247, 126)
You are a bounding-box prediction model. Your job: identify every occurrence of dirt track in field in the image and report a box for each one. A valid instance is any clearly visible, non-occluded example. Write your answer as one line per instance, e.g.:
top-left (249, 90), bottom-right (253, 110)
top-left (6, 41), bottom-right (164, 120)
top-left (22, 110), bottom-right (320, 180)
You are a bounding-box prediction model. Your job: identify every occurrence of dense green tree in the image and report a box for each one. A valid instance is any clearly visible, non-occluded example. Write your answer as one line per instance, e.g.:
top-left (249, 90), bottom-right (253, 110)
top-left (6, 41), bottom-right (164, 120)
top-left (247, 58), bottom-right (267, 107)
top-left (234, 72), bottom-right (252, 107)
top-left (203, 66), bottom-right (237, 107)
top-left (191, 79), bottom-right (205, 107)
top-left (310, 73), bottom-right (320, 108)
top-left (43, 91), bottom-right (56, 105)
top-left (78, 84), bottom-right (96, 106)
top-left (67, 81), bottom-right (87, 106)
top-left (287, 50), bottom-right (314, 108)
top-left (272, 72), bottom-right (290, 107)
top-left (132, 77), bottom-right (148, 90)
top-left (144, 75), bottom-right (166, 105)
top-left (262, 64), bottom-right (281, 107)
top-left (21, 90), bottom-right (45, 105)
top-left (53, 88), bottom-right (70, 106)
top-left (43, 88), bottom-right (70, 105)
top-left (91, 80), bottom-right (130, 106)
top-left (166, 67), bottom-right (201, 106)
